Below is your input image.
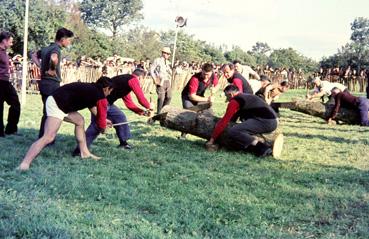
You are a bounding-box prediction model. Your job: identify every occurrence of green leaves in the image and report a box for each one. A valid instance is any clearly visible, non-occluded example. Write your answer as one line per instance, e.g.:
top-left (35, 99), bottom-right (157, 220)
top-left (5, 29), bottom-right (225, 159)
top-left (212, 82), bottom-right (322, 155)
top-left (80, 0), bottom-right (143, 37)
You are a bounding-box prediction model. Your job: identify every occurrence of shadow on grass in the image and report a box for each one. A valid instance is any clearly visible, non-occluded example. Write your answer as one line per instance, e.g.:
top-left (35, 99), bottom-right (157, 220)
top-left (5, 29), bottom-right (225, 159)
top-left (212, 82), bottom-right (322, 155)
top-left (284, 132), bottom-right (368, 144)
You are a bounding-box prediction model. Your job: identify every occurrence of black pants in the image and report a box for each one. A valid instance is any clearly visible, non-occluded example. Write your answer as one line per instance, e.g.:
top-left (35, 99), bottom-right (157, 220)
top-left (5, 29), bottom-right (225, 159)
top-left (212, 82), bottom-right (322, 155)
top-left (181, 95), bottom-right (197, 109)
top-left (156, 80), bottom-right (172, 114)
top-left (38, 80), bottom-right (60, 138)
top-left (0, 81), bottom-right (20, 136)
top-left (227, 118), bottom-right (277, 150)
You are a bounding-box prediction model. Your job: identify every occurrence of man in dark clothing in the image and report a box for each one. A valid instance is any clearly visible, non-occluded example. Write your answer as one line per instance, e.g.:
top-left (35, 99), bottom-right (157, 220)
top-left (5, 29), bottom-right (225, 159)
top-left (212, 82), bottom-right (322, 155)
top-left (327, 87), bottom-right (369, 126)
top-left (206, 85), bottom-right (278, 157)
top-left (181, 63), bottom-right (219, 108)
top-left (31, 27), bottom-right (74, 139)
top-left (0, 31), bottom-right (20, 137)
top-left (221, 63), bottom-right (253, 94)
top-left (73, 68), bottom-right (153, 155)
top-left (18, 77), bottom-right (113, 171)
top-left (179, 63), bottom-right (218, 139)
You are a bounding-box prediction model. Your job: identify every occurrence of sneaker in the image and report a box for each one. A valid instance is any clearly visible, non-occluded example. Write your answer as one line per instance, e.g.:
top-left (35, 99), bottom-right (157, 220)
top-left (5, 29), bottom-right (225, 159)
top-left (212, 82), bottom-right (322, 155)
top-left (117, 144), bottom-right (133, 150)
top-left (247, 142), bottom-right (272, 157)
top-left (255, 142), bottom-right (273, 157)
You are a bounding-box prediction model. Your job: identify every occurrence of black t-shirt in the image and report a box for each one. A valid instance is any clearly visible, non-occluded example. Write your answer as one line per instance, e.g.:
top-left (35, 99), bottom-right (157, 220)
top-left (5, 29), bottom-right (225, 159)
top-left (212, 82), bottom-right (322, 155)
top-left (52, 82), bottom-right (105, 113)
top-left (37, 43), bottom-right (62, 82)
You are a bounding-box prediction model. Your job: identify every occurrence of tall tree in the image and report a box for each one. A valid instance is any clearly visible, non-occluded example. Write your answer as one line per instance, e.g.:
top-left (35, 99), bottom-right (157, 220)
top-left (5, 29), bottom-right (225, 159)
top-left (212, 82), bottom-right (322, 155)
top-left (350, 17), bottom-right (369, 70)
top-left (0, 0), bottom-right (66, 54)
top-left (80, 0), bottom-right (143, 38)
top-left (224, 46), bottom-right (256, 66)
top-left (268, 48), bottom-right (317, 72)
top-left (248, 42), bottom-right (271, 65)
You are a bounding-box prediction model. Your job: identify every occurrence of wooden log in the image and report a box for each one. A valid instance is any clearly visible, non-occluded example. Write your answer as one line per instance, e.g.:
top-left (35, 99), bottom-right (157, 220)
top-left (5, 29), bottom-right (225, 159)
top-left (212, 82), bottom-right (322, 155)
top-left (278, 100), bottom-right (365, 125)
top-left (153, 105), bottom-right (284, 157)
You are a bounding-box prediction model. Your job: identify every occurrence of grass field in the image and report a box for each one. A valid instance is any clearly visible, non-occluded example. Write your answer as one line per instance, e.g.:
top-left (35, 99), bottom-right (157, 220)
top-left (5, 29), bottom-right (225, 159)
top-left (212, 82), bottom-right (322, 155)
top-left (1, 90), bottom-right (369, 238)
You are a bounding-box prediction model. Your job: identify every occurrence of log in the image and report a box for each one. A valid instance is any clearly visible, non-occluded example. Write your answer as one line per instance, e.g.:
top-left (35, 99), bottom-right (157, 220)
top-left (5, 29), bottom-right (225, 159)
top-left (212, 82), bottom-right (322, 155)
top-left (152, 105), bottom-right (284, 158)
top-left (276, 100), bottom-right (364, 125)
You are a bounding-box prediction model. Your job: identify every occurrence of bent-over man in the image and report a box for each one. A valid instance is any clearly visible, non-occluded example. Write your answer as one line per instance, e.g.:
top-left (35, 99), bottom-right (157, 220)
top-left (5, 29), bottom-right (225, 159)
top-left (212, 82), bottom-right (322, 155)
top-left (73, 68), bottom-right (153, 155)
top-left (18, 77), bottom-right (113, 171)
top-left (206, 85), bottom-right (278, 157)
top-left (327, 87), bottom-right (369, 126)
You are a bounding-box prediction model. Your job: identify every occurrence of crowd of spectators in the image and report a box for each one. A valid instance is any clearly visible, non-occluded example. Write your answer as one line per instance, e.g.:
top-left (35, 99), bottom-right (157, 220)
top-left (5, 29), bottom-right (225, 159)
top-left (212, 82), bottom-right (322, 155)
top-left (7, 54), bottom-right (369, 94)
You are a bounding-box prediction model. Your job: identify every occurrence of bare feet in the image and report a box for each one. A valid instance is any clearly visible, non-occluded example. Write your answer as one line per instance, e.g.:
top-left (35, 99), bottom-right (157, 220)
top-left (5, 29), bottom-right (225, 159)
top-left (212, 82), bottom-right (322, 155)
top-left (81, 152), bottom-right (101, 160)
top-left (17, 162), bottom-right (30, 171)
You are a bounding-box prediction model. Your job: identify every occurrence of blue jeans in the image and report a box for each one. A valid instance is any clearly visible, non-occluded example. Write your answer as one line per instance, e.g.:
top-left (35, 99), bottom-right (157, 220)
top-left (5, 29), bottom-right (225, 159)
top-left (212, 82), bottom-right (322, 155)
top-left (358, 97), bottom-right (369, 126)
top-left (85, 104), bottom-right (131, 148)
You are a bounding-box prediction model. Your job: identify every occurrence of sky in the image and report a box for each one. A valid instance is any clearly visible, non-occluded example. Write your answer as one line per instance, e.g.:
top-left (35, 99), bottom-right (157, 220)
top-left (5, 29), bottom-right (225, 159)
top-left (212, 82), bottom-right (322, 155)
top-left (141, 0), bottom-right (369, 61)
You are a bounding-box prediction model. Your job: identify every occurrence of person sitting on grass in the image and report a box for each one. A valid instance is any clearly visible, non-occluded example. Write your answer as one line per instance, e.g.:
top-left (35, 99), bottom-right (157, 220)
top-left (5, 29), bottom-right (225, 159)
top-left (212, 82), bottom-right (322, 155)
top-left (18, 77), bottom-right (113, 171)
top-left (206, 85), bottom-right (278, 157)
top-left (326, 87), bottom-right (369, 126)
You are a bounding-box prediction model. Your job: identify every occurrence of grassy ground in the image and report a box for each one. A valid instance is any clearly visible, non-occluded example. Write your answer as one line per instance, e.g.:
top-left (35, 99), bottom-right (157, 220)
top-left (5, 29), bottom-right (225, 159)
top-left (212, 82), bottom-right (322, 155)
top-left (0, 90), bottom-right (369, 238)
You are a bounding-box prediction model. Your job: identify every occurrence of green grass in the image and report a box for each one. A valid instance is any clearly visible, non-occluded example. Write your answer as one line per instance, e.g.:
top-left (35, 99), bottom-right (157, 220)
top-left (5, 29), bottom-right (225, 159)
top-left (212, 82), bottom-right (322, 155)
top-left (1, 90), bottom-right (369, 238)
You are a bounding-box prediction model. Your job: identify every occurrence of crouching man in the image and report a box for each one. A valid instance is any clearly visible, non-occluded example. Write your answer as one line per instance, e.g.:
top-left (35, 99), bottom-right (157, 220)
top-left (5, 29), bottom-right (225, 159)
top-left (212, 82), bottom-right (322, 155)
top-left (18, 77), bottom-right (113, 171)
top-left (206, 85), bottom-right (278, 157)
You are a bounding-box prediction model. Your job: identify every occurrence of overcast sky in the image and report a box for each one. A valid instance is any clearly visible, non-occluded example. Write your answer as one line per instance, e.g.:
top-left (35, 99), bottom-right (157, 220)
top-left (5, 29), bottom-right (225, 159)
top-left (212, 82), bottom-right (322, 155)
top-left (141, 0), bottom-right (369, 61)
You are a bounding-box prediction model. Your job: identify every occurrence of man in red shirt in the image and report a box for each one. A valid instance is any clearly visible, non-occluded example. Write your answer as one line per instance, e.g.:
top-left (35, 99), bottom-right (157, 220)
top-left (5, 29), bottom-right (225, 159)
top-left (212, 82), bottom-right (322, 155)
top-left (73, 68), bottom-right (153, 155)
top-left (179, 63), bottom-right (218, 138)
top-left (206, 85), bottom-right (278, 157)
top-left (327, 87), bottom-right (369, 126)
top-left (181, 63), bottom-right (218, 108)
top-left (221, 63), bottom-right (253, 94)
top-left (18, 77), bottom-right (113, 171)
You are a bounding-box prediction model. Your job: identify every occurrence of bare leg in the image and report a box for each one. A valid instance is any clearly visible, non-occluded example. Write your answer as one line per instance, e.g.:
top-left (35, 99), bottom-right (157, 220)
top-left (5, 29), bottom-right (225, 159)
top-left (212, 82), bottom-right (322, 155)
top-left (18, 116), bottom-right (62, 171)
top-left (65, 112), bottom-right (100, 160)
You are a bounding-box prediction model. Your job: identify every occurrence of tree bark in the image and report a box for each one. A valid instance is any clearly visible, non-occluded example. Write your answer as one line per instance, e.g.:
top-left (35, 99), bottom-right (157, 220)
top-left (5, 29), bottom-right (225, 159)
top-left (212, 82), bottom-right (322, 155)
top-left (155, 105), bottom-right (282, 148)
top-left (276, 100), bottom-right (364, 124)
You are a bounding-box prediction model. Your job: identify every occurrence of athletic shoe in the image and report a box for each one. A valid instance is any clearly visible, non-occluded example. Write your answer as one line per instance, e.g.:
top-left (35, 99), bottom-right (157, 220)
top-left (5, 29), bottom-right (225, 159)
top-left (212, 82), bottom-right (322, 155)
top-left (117, 144), bottom-right (133, 150)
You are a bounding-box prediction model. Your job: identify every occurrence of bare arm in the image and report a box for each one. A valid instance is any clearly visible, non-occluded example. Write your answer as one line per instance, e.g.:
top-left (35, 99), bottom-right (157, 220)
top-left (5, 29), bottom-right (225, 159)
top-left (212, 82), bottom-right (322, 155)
top-left (31, 52), bottom-right (41, 67)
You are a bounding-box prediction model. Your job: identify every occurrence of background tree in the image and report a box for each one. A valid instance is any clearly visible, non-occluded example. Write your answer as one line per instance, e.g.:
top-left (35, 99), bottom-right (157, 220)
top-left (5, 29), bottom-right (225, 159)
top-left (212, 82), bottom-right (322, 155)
top-left (224, 46), bottom-right (256, 66)
top-left (268, 48), bottom-right (317, 72)
top-left (0, 0), bottom-right (66, 53)
top-left (120, 26), bottom-right (163, 60)
top-left (80, 0), bottom-right (143, 38)
top-left (248, 42), bottom-right (271, 66)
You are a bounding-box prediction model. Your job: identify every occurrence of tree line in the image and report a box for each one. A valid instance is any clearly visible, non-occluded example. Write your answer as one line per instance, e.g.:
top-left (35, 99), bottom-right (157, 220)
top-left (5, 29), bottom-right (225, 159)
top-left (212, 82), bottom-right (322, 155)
top-left (2, 0), bottom-right (367, 74)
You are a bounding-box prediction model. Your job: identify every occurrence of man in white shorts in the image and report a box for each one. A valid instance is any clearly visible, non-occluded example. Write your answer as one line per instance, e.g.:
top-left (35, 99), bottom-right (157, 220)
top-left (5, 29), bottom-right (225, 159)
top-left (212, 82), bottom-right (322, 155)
top-left (18, 77), bottom-right (113, 171)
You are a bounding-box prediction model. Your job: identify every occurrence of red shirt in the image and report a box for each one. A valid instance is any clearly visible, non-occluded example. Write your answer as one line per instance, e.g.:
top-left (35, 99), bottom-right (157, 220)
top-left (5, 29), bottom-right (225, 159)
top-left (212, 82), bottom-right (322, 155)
top-left (211, 99), bottom-right (240, 140)
top-left (122, 75), bottom-right (151, 114)
top-left (232, 78), bottom-right (244, 93)
top-left (188, 74), bottom-right (219, 95)
top-left (330, 91), bottom-right (358, 119)
top-left (96, 98), bottom-right (108, 129)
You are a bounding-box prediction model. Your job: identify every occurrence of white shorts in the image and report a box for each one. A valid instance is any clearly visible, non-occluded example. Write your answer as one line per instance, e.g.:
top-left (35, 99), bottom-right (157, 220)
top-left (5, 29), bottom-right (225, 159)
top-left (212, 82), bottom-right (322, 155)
top-left (46, 96), bottom-right (68, 120)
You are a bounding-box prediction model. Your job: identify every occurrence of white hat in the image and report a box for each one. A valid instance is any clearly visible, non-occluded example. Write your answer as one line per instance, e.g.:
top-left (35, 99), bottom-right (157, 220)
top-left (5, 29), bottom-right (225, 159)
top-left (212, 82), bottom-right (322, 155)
top-left (162, 47), bottom-right (171, 54)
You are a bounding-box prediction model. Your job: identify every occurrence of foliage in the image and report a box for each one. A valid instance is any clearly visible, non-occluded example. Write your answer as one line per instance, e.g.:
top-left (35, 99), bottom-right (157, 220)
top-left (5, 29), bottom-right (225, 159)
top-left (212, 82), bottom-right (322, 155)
top-left (224, 46), bottom-right (256, 66)
top-left (0, 0), bottom-right (66, 53)
top-left (320, 17), bottom-right (369, 69)
top-left (268, 48), bottom-right (318, 72)
top-left (80, 0), bottom-right (144, 37)
top-left (248, 42), bottom-right (271, 66)
top-left (119, 26), bottom-right (163, 60)
top-left (0, 91), bottom-right (369, 238)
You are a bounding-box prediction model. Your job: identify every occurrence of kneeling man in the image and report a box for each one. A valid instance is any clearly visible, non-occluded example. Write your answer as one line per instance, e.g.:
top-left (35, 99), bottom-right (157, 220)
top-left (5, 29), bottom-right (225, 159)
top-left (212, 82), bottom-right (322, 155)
top-left (206, 85), bottom-right (278, 157)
